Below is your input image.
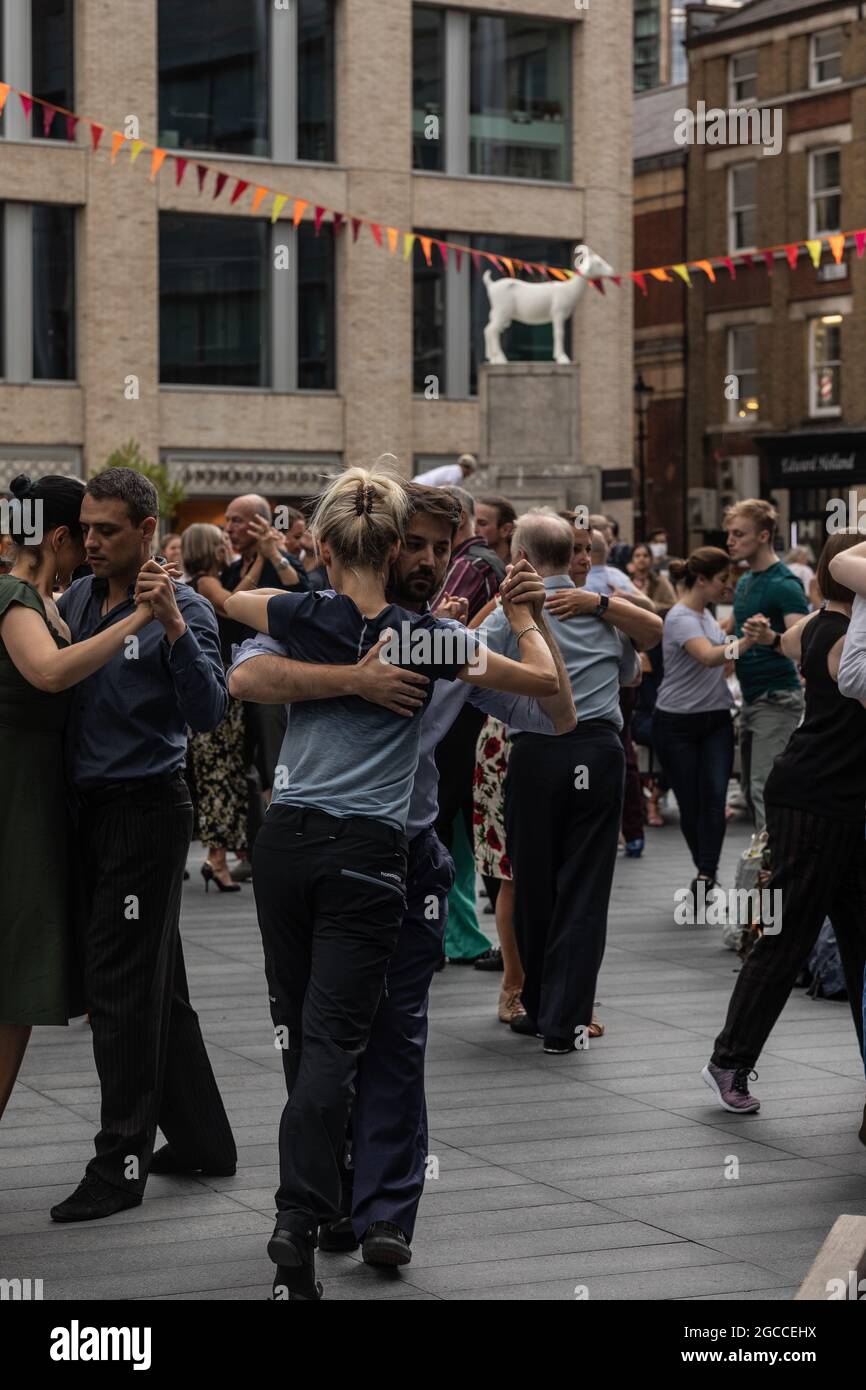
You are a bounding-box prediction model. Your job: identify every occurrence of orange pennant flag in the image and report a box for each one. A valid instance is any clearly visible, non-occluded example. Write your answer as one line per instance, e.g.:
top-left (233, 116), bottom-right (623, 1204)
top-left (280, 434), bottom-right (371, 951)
top-left (403, 232), bottom-right (416, 262)
top-left (694, 259), bottom-right (716, 283)
top-left (387, 227), bottom-right (399, 255)
top-left (271, 193), bottom-right (288, 224)
top-left (500, 257), bottom-right (515, 278)
top-left (804, 238), bottom-right (823, 269)
top-left (649, 267), bottom-right (672, 282)
top-left (548, 267), bottom-right (568, 281)
top-left (419, 236), bottom-right (433, 266)
top-left (149, 148), bottom-right (167, 181)
top-left (671, 264), bottom-right (692, 287)
top-left (292, 198), bottom-right (308, 226)
top-left (0, 83), bottom-right (10, 116)
top-left (828, 233), bottom-right (846, 264)
top-left (110, 131), bottom-right (125, 164)
top-left (251, 186), bottom-right (268, 215)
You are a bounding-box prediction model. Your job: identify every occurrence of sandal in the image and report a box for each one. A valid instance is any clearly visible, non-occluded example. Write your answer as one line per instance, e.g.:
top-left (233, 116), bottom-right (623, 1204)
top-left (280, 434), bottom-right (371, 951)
top-left (645, 792), bottom-right (664, 828)
top-left (498, 989), bottom-right (527, 1025)
top-left (588, 1012), bottom-right (604, 1039)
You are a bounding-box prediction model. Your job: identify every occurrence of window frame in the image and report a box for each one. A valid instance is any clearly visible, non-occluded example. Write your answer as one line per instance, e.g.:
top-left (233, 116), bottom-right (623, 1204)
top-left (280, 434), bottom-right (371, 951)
top-left (1, 200), bottom-right (78, 384)
top-left (728, 161), bottom-right (758, 256)
top-left (810, 27), bottom-right (843, 90)
top-left (728, 50), bottom-right (758, 107)
top-left (727, 324), bottom-right (760, 425)
top-left (808, 316), bottom-right (842, 419)
top-left (1, 0), bottom-right (75, 144)
top-left (808, 146), bottom-right (842, 238)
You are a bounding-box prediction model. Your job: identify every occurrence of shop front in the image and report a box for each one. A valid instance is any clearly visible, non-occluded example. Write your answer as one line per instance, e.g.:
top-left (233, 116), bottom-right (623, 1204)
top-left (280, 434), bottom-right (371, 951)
top-left (762, 430), bottom-right (866, 556)
top-left (162, 451), bottom-right (344, 532)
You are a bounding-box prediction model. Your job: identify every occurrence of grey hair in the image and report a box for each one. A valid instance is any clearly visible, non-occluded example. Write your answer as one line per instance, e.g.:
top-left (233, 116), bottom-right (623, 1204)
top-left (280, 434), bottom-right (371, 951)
top-left (512, 508), bottom-right (575, 571)
top-left (446, 485), bottom-right (475, 519)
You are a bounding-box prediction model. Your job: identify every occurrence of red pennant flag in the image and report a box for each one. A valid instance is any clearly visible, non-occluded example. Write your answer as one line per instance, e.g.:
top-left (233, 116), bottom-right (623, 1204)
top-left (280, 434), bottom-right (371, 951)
top-left (230, 179), bottom-right (249, 205)
top-left (471, 250), bottom-right (483, 273)
top-left (19, 93), bottom-right (33, 120)
top-left (454, 247), bottom-right (463, 272)
top-left (196, 164), bottom-right (208, 193)
top-left (90, 122), bottom-right (104, 152)
top-left (314, 205), bottom-right (326, 235)
top-left (741, 253), bottom-right (754, 269)
top-left (762, 251), bottom-right (774, 275)
top-left (437, 242), bottom-right (449, 267)
top-left (784, 244), bottom-right (799, 269)
top-left (42, 104), bottom-right (56, 136)
top-left (332, 212), bottom-right (344, 236)
top-left (630, 272), bottom-right (648, 296)
top-left (855, 231), bottom-right (866, 258)
top-left (65, 114), bottom-right (79, 142)
top-left (369, 222), bottom-right (383, 247)
top-left (590, 277), bottom-right (606, 294)
top-left (611, 275), bottom-right (622, 288)
top-left (175, 157), bottom-right (188, 186)
top-left (351, 217), bottom-right (362, 243)
top-left (721, 257), bottom-right (737, 280)
top-left (213, 172), bottom-right (228, 200)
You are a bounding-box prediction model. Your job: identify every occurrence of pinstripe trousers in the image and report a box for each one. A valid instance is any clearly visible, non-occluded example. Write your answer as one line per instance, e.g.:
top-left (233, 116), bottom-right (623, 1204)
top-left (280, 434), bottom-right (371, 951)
top-left (77, 776), bottom-right (236, 1193)
top-left (713, 803), bottom-right (866, 1071)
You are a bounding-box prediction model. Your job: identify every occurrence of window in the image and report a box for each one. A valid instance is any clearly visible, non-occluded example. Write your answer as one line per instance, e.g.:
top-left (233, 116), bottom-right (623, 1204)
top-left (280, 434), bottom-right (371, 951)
top-left (727, 326), bottom-right (759, 423)
top-left (809, 316), bottom-right (842, 416)
top-left (413, 229), bottom-right (446, 394)
top-left (728, 163), bottom-right (757, 254)
top-left (159, 213), bottom-right (335, 391)
top-left (729, 51), bottom-right (757, 106)
top-left (1, 1), bottom-right (74, 142)
top-left (811, 28), bottom-right (842, 88)
top-left (0, 202), bottom-right (76, 382)
top-left (809, 149), bottom-right (841, 236)
top-left (634, 0), bottom-right (661, 91)
top-left (412, 7), bottom-right (571, 183)
top-left (158, 0), bottom-right (335, 162)
top-left (413, 6), bottom-right (445, 172)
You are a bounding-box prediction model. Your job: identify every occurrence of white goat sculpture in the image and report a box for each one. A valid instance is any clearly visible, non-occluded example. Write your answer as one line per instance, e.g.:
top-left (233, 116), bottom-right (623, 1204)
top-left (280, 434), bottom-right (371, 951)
top-left (483, 244), bottom-right (615, 366)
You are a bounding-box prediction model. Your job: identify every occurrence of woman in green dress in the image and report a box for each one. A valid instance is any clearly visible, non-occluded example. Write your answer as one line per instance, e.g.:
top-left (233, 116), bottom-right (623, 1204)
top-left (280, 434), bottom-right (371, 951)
top-left (0, 473), bottom-right (154, 1120)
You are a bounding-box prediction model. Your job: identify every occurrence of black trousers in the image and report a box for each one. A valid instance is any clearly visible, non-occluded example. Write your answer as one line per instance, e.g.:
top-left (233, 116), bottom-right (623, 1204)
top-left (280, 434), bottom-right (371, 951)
top-left (652, 707), bottom-right (734, 877)
top-left (505, 726), bottom-right (625, 1039)
top-left (434, 703), bottom-right (485, 849)
top-left (713, 804), bottom-right (866, 1070)
top-left (78, 776), bottom-right (236, 1192)
top-left (252, 805), bottom-right (408, 1233)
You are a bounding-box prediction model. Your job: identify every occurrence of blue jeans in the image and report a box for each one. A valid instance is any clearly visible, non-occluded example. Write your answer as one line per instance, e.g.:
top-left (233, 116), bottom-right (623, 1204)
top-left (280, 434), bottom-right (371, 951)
top-left (652, 707), bottom-right (734, 877)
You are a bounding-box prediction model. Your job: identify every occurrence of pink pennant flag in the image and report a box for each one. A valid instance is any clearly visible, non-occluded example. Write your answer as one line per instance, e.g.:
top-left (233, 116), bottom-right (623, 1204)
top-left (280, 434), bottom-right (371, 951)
top-left (855, 231), bottom-right (866, 258)
top-left (314, 205), bottom-right (326, 235)
top-left (471, 250), bottom-right (483, 273)
top-left (90, 122), bottom-right (104, 152)
top-left (437, 242), bottom-right (449, 267)
top-left (454, 247), bottom-right (463, 272)
top-left (332, 212), bottom-right (345, 236)
top-left (42, 105), bottom-right (56, 137)
top-left (762, 251), bottom-right (774, 275)
top-left (784, 244), bottom-right (799, 270)
top-left (19, 93), bottom-right (33, 120)
top-left (369, 223), bottom-right (383, 247)
top-left (721, 257), bottom-right (737, 280)
top-left (230, 179), bottom-right (250, 205)
top-left (213, 172), bottom-right (228, 200)
top-left (351, 218), bottom-right (362, 243)
top-left (196, 164), bottom-right (208, 193)
top-left (175, 157), bottom-right (188, 187)
top-left (740, 253), bottom-right (754, 270)
top-left (65, 114), bottom-right (79, 142)
top-left (631, 272), bottom-right (648, 296)
top-left (610, 274), bottom-right (622, 287)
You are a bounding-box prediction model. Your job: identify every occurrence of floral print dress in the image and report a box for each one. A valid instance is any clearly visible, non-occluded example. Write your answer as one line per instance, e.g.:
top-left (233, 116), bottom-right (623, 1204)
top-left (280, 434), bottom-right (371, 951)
top-left (473, 716), bottom-right (512, 881)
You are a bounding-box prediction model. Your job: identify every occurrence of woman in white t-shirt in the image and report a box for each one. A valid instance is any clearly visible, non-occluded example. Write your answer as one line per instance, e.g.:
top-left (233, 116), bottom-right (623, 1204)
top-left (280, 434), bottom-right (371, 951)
top-left (653, 548), bottom-right (764, 900)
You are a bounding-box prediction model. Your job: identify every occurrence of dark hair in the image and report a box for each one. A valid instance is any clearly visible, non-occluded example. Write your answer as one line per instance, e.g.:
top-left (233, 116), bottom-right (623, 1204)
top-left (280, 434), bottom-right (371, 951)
top-left (5, 473), bottom-right (85, 546)
top-left (668, 546), bottom-right (731, 589)
top-left (85, 467), bottom-right (158, 525)
top-left (477, 493), bottom-right (517, 529)
top-left (816, 532), bottom-right (859, 604)
top-left (404, 482), bottom-right (462, 537)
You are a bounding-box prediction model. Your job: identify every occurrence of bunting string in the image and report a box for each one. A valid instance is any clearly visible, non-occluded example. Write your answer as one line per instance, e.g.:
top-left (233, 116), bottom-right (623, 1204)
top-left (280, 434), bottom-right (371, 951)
top-left (1, 80), bottom-right (864, 292)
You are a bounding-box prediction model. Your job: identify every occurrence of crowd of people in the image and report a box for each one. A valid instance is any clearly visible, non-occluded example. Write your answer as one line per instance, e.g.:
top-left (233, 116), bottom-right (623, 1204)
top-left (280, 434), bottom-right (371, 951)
top-left (1, 460), bottom-right (865, 1302)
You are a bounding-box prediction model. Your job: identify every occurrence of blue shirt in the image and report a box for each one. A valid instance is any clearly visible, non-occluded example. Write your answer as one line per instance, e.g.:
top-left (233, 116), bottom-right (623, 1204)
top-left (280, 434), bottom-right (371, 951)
top-left (480, 575), bottom-right (639, 730)
top-left (264, 590), bottom-right (476, 830)
top-left (584, 565), bottom-right (639, 597)
top-left (59, 575), bottom-right (227, 788)
top-left (228, 632), bottom-right (554, 840)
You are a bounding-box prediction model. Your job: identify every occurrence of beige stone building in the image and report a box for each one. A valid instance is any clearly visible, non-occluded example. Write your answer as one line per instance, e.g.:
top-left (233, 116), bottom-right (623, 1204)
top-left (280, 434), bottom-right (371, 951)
top-left (0, 0), bottom-right (633, 529)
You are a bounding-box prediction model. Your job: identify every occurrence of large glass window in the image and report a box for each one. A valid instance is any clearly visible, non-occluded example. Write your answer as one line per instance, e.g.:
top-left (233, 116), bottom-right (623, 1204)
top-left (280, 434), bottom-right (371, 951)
top-left (298, 223), bottom-right (335, 390)
top-left (809, 316), bottom-right (842, 416)
top-left (729, 163), bottom-right (757, 253)
top-left (810, 149), bottom-right (841, 236)
top-left (727, 326), bottom-right (759, 423)
top-left (634, 0), bottom-right (661, 91)
top-left (413, 229), bottom-right (447, 394)
top-left (33, 204), bottom-right (75, 380)
top-left (158, 0), bottom-right (269, 156)
top-left (413, 6), bottom-right (445, 172)
top-left (31, 0), bottom-right (74, 140)
top-left (160, 215), bottom-right (271, 387)
top-left (470, 15), bottom-right (570, 181)
top-left (298, 0), bottom-right (335, 162)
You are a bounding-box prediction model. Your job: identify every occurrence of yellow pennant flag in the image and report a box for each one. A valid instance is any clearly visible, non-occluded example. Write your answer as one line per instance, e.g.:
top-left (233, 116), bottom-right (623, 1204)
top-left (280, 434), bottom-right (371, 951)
top-left (110, 131), bottom-right (125, 164)
top-left (0, 83), bottom-right (10, 116)
top-left (129, 139), bottom-right (145, 165)
top-left (403, 232), bottom-right (416, 262)
top-left (149, 149), bottom-right (167, 181)
top-left (271, 193), bottom-right (288, 224)
top-left (829, 233), bottom-right (846, 264)
top-left (293, 198), bottom-right (309, 226)
top-left (387, 227), bottom-right (399, 255)
top-left (671, 264), bottom-right (692, 287)
top-left (251, 186), bottom-right (268, 215)
top-left (805, 238), bottom-right (823, 268)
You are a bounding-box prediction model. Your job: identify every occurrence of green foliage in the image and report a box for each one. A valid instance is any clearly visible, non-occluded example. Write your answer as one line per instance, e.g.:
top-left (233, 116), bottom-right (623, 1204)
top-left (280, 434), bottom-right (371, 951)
top-left (98, 440), bottom-right (186, 520)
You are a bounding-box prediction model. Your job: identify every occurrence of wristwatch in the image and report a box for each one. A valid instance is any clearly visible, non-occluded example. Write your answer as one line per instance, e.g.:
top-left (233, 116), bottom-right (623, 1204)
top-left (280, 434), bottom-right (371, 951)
top-left (594, 593), bottom-right (610, 618)
top-left (277, 556), bottom-right (291, 571)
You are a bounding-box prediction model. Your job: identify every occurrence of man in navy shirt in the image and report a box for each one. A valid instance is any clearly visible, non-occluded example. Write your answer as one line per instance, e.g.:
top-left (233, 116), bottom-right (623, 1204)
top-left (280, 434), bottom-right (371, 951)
top-left (50, 468), bottom-right (236, 1224)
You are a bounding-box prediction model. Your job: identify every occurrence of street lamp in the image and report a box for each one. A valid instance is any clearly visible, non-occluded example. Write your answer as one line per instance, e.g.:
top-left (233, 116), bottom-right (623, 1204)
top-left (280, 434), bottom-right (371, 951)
top-left (634, 373), bottom-right (655, 540)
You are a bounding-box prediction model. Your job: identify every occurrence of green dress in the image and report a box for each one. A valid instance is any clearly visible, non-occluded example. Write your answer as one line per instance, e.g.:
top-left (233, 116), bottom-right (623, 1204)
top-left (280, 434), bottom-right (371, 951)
top-left (0, 577), bottom-right (80, 1025)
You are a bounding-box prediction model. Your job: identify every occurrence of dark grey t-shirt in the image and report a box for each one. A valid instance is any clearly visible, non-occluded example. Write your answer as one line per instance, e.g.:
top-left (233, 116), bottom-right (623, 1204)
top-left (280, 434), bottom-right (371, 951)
top-left (656, 603), bottom-right (734, 714)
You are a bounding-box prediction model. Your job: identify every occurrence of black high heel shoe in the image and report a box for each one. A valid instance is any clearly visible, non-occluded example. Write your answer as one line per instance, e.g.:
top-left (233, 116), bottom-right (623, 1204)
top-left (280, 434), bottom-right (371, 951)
top-left (201, 863), bottom-right (241, 893)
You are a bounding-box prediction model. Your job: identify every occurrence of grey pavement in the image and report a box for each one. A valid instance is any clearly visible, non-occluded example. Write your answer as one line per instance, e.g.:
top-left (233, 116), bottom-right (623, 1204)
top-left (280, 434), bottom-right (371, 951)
top-left (3, 813), bottom-right (865, 1301)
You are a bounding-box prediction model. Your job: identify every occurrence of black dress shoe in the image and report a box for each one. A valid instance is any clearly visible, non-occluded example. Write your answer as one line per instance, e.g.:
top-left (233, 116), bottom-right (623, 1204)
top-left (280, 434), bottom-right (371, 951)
top-left (543, 1036), bottom-right (576, 1055)
top-left (318, 1216), bottom-right (359, 1253)
top-left (271, 1269), bottom-right (323, 1301)
top-left (509, 1012), bottom-right (542, 1038)
top-left (267, 1224), bottom-right (320, 1299)
top-left (473, 947), bottom-right (504, 972)
top-left (362, 1221), bottom-right (411, 1267)
top-left (149, 1143), bottom-right (236, 1178)
top-left (50, 1173), bottom-right (142, 1223)
top-left (859, 1100), bottom-right (866, 1148)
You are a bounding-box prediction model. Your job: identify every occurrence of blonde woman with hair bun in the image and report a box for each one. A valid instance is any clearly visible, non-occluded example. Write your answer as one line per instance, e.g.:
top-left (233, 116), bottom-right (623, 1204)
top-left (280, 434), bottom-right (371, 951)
top-left (224, 461), bottom-right (559, 1300)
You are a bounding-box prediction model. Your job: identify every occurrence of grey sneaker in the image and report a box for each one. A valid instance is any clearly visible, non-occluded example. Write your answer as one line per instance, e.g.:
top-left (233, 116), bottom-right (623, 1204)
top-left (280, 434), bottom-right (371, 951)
top-left (702, 1062), bottom-right (760, 1113)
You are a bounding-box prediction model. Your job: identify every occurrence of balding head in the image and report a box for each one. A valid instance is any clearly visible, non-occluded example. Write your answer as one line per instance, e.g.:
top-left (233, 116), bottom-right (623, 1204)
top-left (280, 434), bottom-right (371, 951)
top-left (590, 528), bottom-right (608, 565)
top-left (511, 509), bottom-right (575, 576)
top-left (225, 492), bottom-right (273, 557)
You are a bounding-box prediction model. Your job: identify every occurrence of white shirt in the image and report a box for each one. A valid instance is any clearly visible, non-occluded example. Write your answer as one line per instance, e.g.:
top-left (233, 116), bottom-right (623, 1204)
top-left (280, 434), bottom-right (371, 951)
top-left (413, 463), bottom-right (466, 487)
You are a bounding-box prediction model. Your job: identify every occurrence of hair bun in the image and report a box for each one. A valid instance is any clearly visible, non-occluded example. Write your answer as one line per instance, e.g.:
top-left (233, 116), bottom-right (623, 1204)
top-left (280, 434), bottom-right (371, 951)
top-left (9, 474), bottom-right (34, 499)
